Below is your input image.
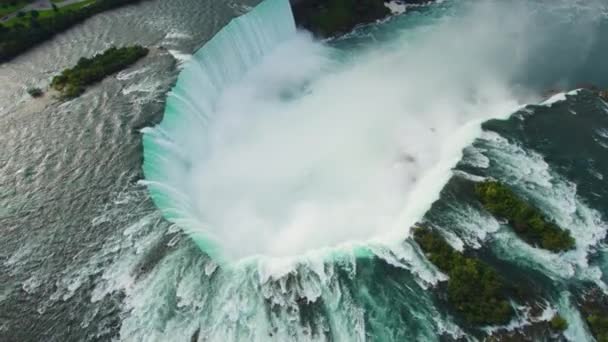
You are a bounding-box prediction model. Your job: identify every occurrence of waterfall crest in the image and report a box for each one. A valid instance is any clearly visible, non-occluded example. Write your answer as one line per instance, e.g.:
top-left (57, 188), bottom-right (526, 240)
top-left (142, 0), bottom-right (296, 260)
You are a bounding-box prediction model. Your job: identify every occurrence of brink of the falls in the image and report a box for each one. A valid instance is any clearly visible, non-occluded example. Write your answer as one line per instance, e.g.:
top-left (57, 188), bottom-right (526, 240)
top-left (142, 0), bottom-right (299, 261)
top-left (141, 0), bottom-right (522, 262)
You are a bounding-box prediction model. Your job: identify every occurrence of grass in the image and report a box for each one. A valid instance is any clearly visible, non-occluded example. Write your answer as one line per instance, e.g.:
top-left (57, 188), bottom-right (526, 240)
top-left (0, 0), bottom-right (29, 17)
top-left (2, 0), bottom-right (96, 28)
top-left (0, 0), bottom-right (146, 61)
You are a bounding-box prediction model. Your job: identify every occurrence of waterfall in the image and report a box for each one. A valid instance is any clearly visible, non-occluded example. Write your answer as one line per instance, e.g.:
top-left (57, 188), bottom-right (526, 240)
top-left (142, 0), bottom-right (296, 261)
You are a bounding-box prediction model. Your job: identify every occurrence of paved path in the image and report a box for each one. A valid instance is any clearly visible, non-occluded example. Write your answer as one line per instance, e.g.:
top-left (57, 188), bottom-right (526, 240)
top-left (1, 0), bottom-right (91, 22)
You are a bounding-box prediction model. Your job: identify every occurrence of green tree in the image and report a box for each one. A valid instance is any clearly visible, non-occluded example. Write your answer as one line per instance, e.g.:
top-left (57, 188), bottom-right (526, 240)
top-left (475, 181), bottom-right (575, 252)
top-left (550, 314), bottom-right (568, 331)
top-left (413, 228), bottom-right (515, 325)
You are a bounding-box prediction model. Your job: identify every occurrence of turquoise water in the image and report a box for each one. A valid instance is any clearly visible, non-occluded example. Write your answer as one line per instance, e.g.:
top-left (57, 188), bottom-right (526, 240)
top-left (2, 0), bottom-right (608, 340)
top-left (136, 0), bottom-right (608, 340)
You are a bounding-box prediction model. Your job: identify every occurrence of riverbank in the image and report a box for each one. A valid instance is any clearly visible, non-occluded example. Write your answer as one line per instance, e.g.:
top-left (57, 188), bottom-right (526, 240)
top-left (0, 0), bottom-right (148, 61)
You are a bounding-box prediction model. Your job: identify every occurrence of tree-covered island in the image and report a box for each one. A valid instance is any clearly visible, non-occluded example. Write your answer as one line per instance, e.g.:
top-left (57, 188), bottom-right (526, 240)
top-left (51, 45), bottom-right (148, 98)
top-left (475, 181), bottom-right (575, 253)
top-left (413, 227), bottom-right (515, 325)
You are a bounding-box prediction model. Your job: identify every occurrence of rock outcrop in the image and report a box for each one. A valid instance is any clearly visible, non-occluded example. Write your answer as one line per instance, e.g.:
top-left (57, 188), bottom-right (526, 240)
top-left (290, 0), bottom-right (429, 37)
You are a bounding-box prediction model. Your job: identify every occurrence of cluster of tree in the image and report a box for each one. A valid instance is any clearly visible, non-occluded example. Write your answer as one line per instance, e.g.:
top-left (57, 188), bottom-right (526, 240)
top-left (51, 45), bottom-right (148, 98)
top-left (582, 295), bottom-right (608, 342)
top-left (413, 227), bottom-right (514, 325)
top-left (0, 0), bottom-right (146, 61)
top-left (586, 312), bottom-right (608, 341)
top-left (475, 181), bottom-right (575, 252)
top-left (550, 314), bottom-right (568, 331)
top-left (0, 0), bottom-right (32, 18)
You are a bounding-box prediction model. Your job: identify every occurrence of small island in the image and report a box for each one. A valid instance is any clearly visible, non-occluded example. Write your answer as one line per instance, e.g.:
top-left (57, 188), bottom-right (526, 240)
top-left (413, 227), bottom-right (514, 325)
top-left (475, 181), bottom-right (575, 253)
top-left (51, 45), bottom-right (148, 98)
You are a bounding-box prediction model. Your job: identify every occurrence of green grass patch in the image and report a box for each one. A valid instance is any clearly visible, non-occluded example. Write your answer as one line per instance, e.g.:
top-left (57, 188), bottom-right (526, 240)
top-left (413, 227), bottom-right (514, 325)
top-left (475, 181), bottom-right (575, 252)
top-left (2, 0), bottom-right (96, 28)
top-left (0, 0), bottom-right (30, 18)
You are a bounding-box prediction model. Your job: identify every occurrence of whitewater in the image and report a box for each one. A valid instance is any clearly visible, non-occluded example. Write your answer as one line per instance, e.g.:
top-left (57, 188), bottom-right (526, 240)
top-left (3, 0), bottom-right (608, 340)
top-left (142, 0), bottom-right (537, 262)
top-left (134, 0), bottom-right (608, 339)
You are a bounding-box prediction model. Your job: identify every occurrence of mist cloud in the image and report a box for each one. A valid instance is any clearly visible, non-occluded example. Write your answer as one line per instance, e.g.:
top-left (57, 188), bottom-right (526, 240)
top-left (144, 0), bottom-right (607, 261)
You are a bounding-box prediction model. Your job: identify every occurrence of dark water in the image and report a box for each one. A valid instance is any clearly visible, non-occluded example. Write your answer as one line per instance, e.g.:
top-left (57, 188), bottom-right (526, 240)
top-left (1, 0), bottom-right (608, 341)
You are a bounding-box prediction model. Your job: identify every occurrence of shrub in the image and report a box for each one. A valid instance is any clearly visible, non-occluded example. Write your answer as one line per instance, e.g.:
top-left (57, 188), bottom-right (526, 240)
top-left (26, 87), bottom-right (42, 97)
top-left (550, 314), bottom-right (568, 331)
top-left (587, 313), bottom-right (608, 342)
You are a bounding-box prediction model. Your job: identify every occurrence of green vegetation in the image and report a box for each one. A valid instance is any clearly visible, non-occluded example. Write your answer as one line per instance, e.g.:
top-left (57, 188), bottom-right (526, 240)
top-left (413, 227), bottom-right (514, 325)
top-left (586, 311), bottom-right (608, 342)
top-left (1, 0), bottom-right (96, 29)
top-left (51, 45), bottom-right (148, 98)
top-left (0, 0), bottom-right (31, 17)
top-left (292, 0), bottom-right (390, 37)
top-left (550, 314), bottom-right (568, 331)
top-left (475, 181), bottom-right (575, 252)
top-left (26, 87), bottom-right (42, 97)
top-left (0, 0), bottom-right (146, 61)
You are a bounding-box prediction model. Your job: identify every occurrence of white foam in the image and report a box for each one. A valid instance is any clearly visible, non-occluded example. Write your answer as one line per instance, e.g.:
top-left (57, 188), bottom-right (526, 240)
top-left (478, 131), bottom-right (608, 284)
top-left (164, 30), bottom-right (192, 40)
top-left (558, 292), bottom-right (596, 342)
top-left (440, 202), bottom-right (501, 249)
top-left (121, 77), bottom-right (162, 95)
top-left (116, 67), bottom-right (150, 81)
top-left (167, 50), bottom-right (192, 67)
top-left (541, 92), bottom-right (567, 106)
top-left (541, 89), bottom-right (582, 106)
top-left (385, 1), bottom-right (408, 14)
